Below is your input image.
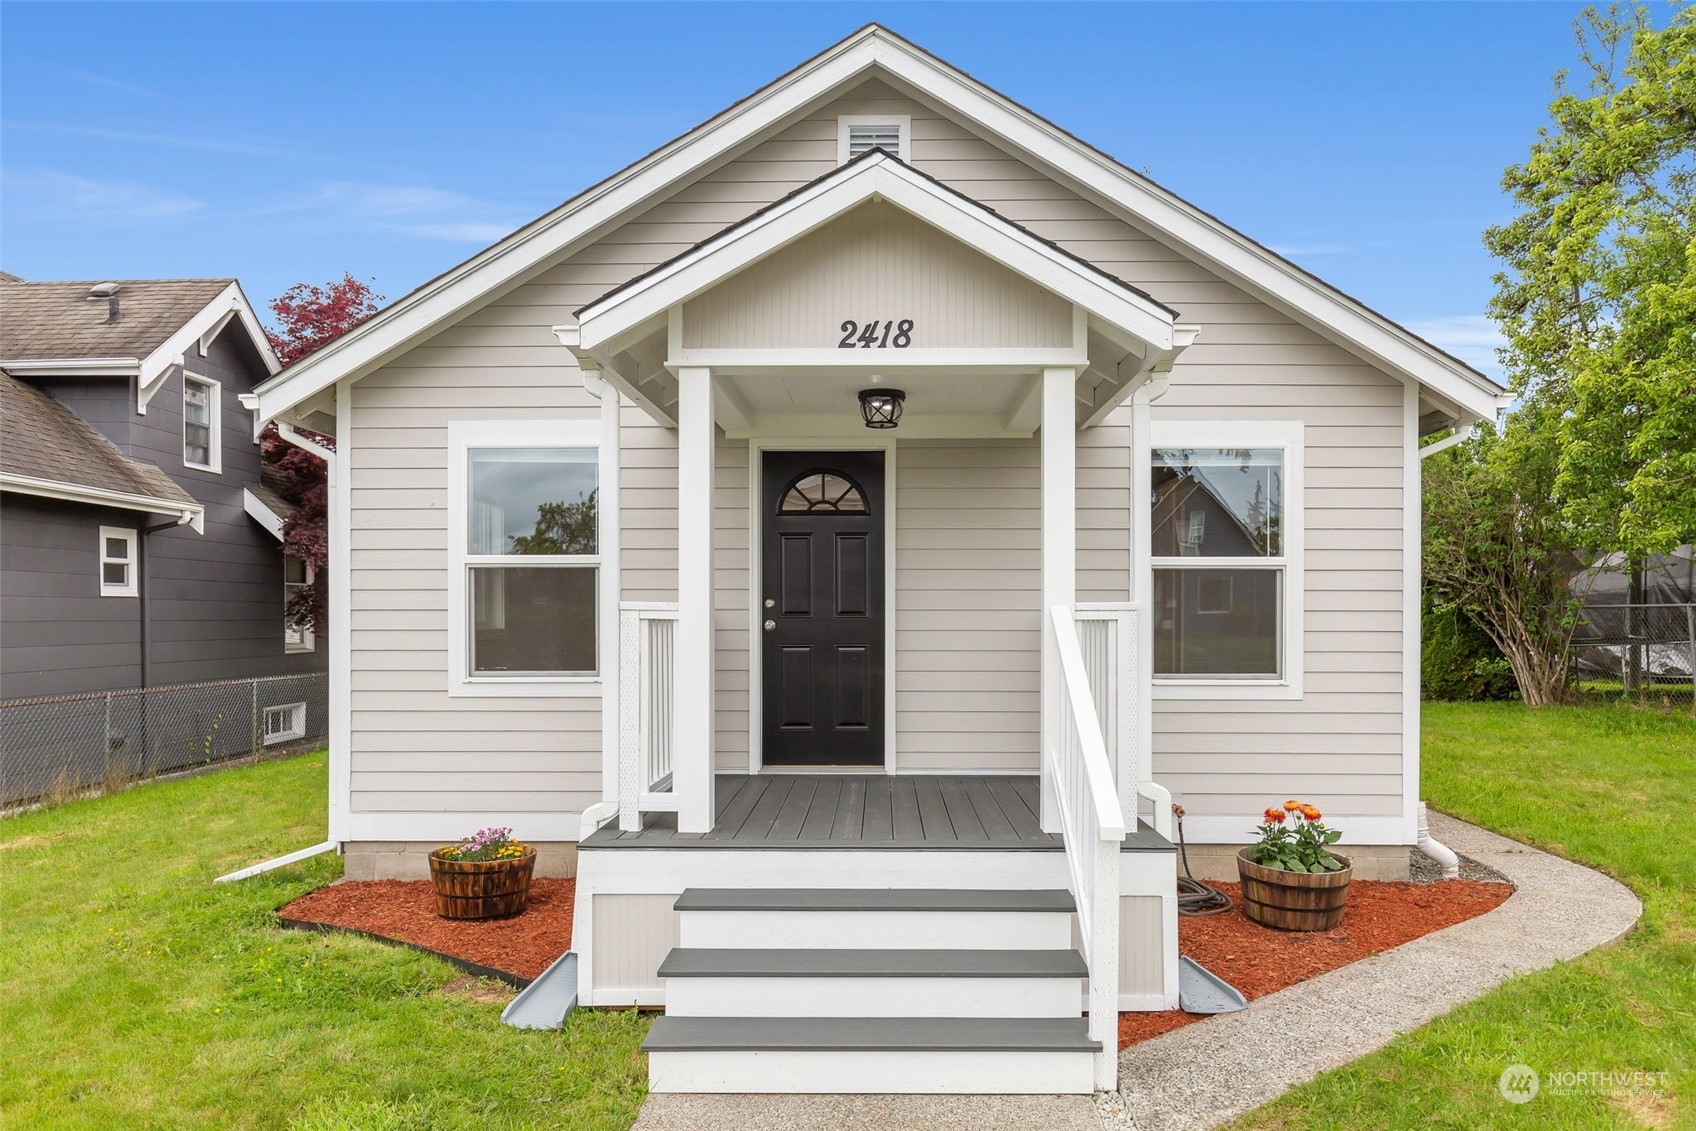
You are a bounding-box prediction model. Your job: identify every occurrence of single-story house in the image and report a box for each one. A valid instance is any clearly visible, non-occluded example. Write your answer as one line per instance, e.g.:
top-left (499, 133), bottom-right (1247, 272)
top-left (253, 25), bottom-right (1507, 1094)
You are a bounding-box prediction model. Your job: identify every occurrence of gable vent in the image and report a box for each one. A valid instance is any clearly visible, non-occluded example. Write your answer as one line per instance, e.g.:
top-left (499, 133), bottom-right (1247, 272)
top-left (845, 122), bottom-right (903, 161)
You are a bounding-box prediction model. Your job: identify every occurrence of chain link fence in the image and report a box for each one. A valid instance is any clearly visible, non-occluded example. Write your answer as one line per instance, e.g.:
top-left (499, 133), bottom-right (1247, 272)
top-left (0, 673), bottom-right (327, 809)
top-left (1570, 603), bottom-right (1695, 711)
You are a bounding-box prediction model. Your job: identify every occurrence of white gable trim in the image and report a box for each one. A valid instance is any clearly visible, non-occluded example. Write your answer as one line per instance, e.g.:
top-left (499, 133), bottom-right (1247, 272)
top-left (243, 487), bottom-right (287, 540)
top-left (252, 25), bottom-right (1504, 426)
top-left (138, 281), bottom-right (282, 413)
top-left (575, 153), bottom-right (1175, 359)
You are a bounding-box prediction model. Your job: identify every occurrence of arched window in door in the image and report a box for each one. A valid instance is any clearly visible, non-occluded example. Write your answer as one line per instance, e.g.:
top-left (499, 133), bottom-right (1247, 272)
top-left (778, 470), bottom-right (869, 514)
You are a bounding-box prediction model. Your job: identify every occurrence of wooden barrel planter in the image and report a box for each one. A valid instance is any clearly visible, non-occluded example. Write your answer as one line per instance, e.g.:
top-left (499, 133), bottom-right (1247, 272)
top-left (1237, 848), bottom-right (1353, 931)
top-left (427, 850), bottom-right (536, 920)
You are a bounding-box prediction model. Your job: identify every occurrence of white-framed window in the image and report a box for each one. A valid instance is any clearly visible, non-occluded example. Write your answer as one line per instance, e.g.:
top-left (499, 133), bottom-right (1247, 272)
top-left (838, 114), bottom-right (911, 164)
top-left (183, 373), bottom-right (221, 472)
top-left (98, 526), bottom-right (138, 597)
top-left (262, 702), bottom-right (307, 745)
top-left (447, 419), bottom-right (604, 696)
top-left (1150, 420), bottom-right (1304, 699)
top-left (284, 557), bottom-right (315, 653)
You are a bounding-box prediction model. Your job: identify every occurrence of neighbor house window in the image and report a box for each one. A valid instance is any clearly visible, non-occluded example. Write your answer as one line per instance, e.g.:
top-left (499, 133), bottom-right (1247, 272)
top-left (447, 420), bottom-right (603, 694)
top-left (99, 526), bottom-right (138, 597)
top-left (838, 115), bottom-right (911, 164)
top-left (262, 702), bottom-right (307, 745)
top-left (283, 557), bottom-right (315, 653)
top-left (183, 374), bottom-right (221, 471)
top-left (1150, 422), bottom-right (1304, 694)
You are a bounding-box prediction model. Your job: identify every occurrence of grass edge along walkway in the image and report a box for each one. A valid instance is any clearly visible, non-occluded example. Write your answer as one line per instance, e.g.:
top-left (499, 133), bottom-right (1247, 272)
top-left (0, 750), bottom-right (650, 1131)
top-left (1229, 701), bottom-right (1693, 1131)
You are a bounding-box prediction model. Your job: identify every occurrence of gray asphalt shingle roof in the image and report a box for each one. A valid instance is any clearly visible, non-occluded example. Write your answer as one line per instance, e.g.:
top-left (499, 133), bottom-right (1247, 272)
top-left (0, 277), bottom-right (232, 361)
top-left (0, 369), bottom-right (195, 507)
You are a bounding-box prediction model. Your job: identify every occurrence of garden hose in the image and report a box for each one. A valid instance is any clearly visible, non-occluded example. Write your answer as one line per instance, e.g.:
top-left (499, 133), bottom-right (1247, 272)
top-left (1172, 803), bottom-right (1235, 916)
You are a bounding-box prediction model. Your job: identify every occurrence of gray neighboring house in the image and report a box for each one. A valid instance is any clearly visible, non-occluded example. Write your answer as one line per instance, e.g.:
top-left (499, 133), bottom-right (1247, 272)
top-left (0, 277), bottom-right (327, 700)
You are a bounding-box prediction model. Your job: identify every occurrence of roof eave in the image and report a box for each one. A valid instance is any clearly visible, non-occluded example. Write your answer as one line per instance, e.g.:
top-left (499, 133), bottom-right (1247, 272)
top-left (0, 473), bottom-right (205, 534)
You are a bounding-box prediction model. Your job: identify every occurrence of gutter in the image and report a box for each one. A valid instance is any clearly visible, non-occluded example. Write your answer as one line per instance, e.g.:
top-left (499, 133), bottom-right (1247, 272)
top-left (0, 473), bottom-right (204, 533)
top-left (214, 840), bottom-right (339, 883)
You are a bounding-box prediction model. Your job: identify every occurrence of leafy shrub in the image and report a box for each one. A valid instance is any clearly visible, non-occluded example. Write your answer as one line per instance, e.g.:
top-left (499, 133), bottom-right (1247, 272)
top-left (1423, 598), bottom-right (1518, 701)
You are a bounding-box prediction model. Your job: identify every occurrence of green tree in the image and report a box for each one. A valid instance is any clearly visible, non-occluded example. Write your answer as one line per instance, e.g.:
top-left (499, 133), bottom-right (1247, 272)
top-left (1485, 3), bottom-right (1696, 558)
top-left (507, 491), bottom-right (597, 555)
top-left (1423, 418), bottom-right (1593, 707)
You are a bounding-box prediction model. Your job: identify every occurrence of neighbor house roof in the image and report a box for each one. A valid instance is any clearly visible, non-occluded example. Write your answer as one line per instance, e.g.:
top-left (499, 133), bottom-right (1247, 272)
top-left (0, 278), bottom-right (233, 360)
top-left (253, 24), bottom-right (1509, 426)
top-left (0, 277), bottom-right (281, 410)
top-left (242, 465), bottom-right (299, 541)
top-left (0, 369), bottom-right (203, 530)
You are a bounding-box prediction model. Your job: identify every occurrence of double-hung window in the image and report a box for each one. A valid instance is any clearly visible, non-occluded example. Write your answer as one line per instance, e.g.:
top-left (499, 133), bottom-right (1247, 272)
top-left (448, 420), bottom-right (602, 695)
top-left (1150, 421), bottom-right (1303, 698)
top-left (283, 557), bottom-right (315, 652)
top-left (183, 374), bottom-right (221, 471)
top-left (99, 526), bottom-right (138, 597)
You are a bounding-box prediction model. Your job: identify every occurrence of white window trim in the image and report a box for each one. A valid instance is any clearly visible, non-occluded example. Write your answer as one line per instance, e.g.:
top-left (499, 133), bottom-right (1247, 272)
top-left (837, 114), bottom-right (911, 164)
top-left (447, 418), bottom-right (605, 698)
top-left (183, 373), bottom-right (222, 472)
top-left (1150, 420), bottom-right (1304, 701)
top-left (98, 525), bottom-right (139, 598)
top-left (262, 702), bottom-right (307, 745)
top-left (284, 561), bottom-right (316, 654)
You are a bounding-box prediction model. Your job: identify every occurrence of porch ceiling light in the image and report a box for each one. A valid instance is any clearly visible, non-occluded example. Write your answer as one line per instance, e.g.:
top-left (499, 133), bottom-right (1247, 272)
top-left (857, 387), bottom-right (905, 429)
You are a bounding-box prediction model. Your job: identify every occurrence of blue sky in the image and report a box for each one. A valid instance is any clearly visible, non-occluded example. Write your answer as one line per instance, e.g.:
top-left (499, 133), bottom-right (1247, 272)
top-left (2, 2), bottom-right (1601, 377)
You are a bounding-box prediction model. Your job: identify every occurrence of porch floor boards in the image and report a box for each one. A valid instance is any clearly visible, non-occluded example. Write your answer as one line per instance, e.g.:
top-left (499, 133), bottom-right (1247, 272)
top-left (585, 774), bottom-right (1063, 851)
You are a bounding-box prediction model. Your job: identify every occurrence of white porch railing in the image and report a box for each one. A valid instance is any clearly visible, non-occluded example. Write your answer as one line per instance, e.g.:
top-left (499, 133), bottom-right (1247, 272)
top-left (1048, 605), bottom-right (1128, 1091)
top-left (1075, 603), bottom-right (1171, 840)
top-left (618, 601), bottom-right (680, 832)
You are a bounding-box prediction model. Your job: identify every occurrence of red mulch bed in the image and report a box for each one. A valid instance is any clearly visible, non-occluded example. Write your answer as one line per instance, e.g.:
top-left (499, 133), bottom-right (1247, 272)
top-left (278, 878), bottom-right (574, 981)
top-left (1119, 878), bottom-right (1513, 1048)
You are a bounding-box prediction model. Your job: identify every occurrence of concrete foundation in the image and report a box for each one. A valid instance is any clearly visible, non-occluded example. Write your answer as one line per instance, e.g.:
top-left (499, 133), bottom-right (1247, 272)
top-left (1171, 844), bottom-right (1411, 882)
top-left (341, 840), bottom-right (580, 881)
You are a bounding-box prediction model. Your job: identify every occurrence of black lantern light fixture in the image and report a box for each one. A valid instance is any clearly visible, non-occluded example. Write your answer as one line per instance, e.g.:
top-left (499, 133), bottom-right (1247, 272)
top-left (857, 387), bottom-right (906, 429)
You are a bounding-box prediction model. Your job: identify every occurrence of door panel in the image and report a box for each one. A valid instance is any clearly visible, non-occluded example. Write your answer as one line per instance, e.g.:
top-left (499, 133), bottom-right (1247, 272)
top-left (761, 450), bottom-right (885, 766)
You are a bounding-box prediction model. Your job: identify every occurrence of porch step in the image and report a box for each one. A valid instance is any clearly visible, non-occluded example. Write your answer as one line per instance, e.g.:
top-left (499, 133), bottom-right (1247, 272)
top-left (643, 1016), bottom-right (1100, 1094)
top-left (659, 947), bottom-right (1087, 1017)
top-left (675, 886), bottom-right (1075, 950)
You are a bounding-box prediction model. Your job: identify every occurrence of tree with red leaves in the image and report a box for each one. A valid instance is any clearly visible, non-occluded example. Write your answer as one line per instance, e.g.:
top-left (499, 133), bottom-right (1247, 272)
top-left (266, 273), bottom-right (383, 365)
top-left (263, 274), bottom-right (383, 635)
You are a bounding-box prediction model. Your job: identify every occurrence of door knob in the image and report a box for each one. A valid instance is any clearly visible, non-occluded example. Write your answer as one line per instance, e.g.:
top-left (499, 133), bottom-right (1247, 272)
top-left (764, 619), bottom-right (777, 632)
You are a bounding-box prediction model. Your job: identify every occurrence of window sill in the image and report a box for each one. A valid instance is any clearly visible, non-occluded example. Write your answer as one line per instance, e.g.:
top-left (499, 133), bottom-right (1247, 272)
top-left (1154, 679), bottom-right (1303, 701)
top-left (448, 678), bottom-right (603, 699)
top-left (184, 462), bottom-right (220, 474)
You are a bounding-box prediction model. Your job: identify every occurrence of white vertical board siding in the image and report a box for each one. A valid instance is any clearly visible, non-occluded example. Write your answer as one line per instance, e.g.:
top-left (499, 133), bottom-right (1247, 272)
top-left (896, 440), bottom-right (1041, 771)
top-left (682, 201), bottom-right (1072, 350)
top-left (346, 343), bottom-right (602, 818)
top-left (591, 893), bottom-right (678, 1000)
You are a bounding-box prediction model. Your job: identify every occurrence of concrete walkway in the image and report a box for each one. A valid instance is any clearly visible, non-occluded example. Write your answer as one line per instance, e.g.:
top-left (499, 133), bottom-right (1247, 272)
top-left (1106, 811), bottom-right (1642, 1131)
top-left (630, 813), bottom-right (1641, 1131)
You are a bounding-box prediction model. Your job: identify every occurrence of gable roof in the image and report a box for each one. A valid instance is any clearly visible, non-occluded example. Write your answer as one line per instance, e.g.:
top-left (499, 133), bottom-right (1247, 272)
top-left (574, 148), bottom-right (1178, 355)
top-left (0, 369), bottom-right (203, 530)
top-left (253, 24), bottom-right (1507, 426)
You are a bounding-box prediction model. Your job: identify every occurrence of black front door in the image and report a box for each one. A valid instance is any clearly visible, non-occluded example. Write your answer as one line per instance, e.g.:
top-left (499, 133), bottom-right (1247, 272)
top-left (761, 450), bottom-right (885, 767)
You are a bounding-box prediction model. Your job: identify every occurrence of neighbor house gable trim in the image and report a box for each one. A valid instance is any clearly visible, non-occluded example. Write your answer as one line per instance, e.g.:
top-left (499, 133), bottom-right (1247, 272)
top-left (138, 281), bottom-right (281, 414)
top-left (252, 23), bottom-right (1503, 426)
top-left (244, 487), bottom-right (287, 540)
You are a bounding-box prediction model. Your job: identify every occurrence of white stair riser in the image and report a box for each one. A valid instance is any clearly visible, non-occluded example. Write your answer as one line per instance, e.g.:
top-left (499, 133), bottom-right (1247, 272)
top-left (664, 975), bottom-right (1082, 1018)
top-left (647, 1049), bottom-right (1096, 1094)
top-left (678, 909), bottom-right (1071, 950)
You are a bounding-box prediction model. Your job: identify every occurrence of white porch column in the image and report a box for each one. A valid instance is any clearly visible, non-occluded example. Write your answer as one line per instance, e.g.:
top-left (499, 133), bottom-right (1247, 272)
top-left (589, 370), bottom-right (623, 818)
top-left (675, 366), bottom-right (717, 833)
top-left (1039, 366), bottom-right (1078, 833)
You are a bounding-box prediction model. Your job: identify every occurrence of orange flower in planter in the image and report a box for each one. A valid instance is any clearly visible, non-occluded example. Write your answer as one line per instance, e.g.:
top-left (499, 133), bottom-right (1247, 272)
top-left (1300, 805), bottom-right (1322, 821)
top-left (1263, 807), bottom-right (1286, 823)
top-left (1284, 800), bottom-right (1302, 811)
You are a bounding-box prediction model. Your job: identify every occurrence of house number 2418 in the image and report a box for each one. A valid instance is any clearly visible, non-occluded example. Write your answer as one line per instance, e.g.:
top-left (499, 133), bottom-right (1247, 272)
top-left (837, 319), bottom-right (914, 349)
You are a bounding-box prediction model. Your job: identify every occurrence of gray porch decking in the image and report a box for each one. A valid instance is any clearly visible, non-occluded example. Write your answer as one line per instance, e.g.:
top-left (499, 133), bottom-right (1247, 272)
top-left (581, 773), bottom-right (1173, 852)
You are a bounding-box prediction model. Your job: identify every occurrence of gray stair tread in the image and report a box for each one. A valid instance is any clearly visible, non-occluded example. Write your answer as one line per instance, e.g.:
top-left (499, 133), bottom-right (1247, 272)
top-left (674, 887), bottom-right (1077, 913)
top-left (643, 1016), bottom-right (1101, 1053)
top-left (659, 948), bottom-right (1088, 979)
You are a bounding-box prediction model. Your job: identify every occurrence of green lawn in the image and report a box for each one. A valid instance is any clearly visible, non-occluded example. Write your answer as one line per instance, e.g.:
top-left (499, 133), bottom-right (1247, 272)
top-left (0, 752), bottom-right (649, 1130)
top-left (1234, 702), bottom-right (1695, 1131)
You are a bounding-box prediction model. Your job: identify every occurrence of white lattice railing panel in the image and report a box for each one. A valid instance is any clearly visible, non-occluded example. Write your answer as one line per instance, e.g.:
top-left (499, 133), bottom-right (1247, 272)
top-left (618, 602), bottom-right (680, 832)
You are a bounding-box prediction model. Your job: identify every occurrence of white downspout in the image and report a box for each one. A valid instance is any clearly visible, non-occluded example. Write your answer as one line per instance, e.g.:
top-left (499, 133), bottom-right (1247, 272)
top-left (1416, 801), bottom-right (1460, 879)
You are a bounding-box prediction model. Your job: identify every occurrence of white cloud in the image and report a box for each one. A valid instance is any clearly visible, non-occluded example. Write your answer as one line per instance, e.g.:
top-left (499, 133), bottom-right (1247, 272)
top-left (1403, 314), bottom-right (1507, 379)
top-left (262, 181), bottom-right (524, 242)
top-left (1, 168), bottom-right (203, 221)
